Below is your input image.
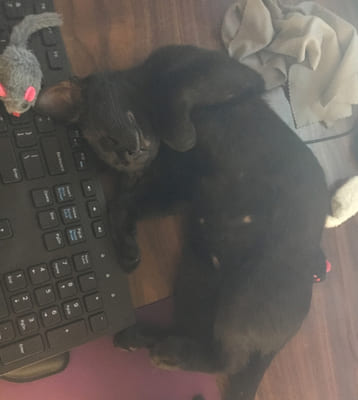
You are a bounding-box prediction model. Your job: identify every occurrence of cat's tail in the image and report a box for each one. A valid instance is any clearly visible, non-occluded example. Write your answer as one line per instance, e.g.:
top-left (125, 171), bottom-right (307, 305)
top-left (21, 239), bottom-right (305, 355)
top-left (10, 13), bottom-right (62, 48)
top-left (325, 176), bottom-right (358, 228)
top-left (224, 353), bottom-right (275, 400)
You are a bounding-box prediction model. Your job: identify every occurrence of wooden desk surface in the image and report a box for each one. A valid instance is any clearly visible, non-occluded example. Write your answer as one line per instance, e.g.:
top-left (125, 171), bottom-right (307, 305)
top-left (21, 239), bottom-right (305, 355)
top-left (54, 1), bottom-right (358, 399)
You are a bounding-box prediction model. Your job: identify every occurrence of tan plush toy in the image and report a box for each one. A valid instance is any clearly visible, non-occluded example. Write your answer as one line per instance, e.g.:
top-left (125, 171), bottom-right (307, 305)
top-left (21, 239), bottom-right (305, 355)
top-left (325, 176), bottom-right (358, 228)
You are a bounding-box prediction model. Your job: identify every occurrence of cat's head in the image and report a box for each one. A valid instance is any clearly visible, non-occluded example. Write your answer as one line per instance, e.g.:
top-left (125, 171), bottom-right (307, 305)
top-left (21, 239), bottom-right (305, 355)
top-left (36, 73), bottom-right (160, 174)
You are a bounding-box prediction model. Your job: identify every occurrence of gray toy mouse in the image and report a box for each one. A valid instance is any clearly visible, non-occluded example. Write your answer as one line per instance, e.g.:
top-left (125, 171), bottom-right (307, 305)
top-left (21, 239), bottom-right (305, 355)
top-left (0, 12), bottom-right (62, 116)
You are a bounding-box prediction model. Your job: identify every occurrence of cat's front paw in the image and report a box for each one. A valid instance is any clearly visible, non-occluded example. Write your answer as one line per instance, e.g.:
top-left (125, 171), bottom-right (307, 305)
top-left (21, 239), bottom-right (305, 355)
top-left (114, 230), bottom-right (141, 273)
top-left (150, 337), bottom-right (185, 371)
top-left (114, 325), bottom-right (144, 351)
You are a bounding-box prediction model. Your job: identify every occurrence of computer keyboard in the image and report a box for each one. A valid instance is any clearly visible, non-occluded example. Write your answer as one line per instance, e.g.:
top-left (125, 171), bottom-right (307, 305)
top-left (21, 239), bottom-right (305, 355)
top-left (0, 0), bottom-right (135, 375)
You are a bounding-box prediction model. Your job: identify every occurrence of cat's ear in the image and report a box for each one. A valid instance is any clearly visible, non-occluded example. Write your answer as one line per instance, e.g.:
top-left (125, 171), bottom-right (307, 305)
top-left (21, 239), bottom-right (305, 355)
top-left (36, 79), bottom-right (83, 122)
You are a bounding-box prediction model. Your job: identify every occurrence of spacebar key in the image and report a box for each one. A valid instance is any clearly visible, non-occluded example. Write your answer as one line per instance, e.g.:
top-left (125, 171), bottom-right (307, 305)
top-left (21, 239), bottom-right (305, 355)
top-left (47, 320), bottom-right (87, 349)
top-left (0, 336), bottom-right (44, 365)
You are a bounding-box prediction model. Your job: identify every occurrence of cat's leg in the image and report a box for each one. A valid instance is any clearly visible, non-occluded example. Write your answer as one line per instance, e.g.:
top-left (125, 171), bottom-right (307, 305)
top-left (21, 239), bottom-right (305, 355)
top-left (108, 192), bottom-right (141, 273)
top-left (145, 46), bottom-right (264, 151)
top-left (149, 336), bottom-right (222, 373)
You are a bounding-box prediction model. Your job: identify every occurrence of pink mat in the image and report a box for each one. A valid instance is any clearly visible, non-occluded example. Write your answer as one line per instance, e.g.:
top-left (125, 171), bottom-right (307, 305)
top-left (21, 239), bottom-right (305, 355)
top-left (0, 298), bottom-right (220, 400)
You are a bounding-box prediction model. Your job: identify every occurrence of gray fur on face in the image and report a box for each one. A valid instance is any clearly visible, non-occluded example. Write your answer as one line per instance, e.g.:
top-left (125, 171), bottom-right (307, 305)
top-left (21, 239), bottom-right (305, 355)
top-left (0, 12), bottom-right (62, 115)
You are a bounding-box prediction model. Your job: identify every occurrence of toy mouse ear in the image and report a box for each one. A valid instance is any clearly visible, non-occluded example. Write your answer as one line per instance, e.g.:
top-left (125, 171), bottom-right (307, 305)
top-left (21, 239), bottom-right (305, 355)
top-left (36, 79), bottom-right (83, 122)
top-left (24, 86), bottom-right (36, 102)
top-left (0, 83), bottom-right (7, 97)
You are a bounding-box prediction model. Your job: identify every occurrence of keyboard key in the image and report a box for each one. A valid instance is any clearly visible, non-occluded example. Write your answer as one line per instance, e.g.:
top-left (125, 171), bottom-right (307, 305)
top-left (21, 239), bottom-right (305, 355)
top-left (38, 209), bottom-right (59, 230)
top-left (81, 180), bottom-right (96, 197)
top-left (0, 321), bottom-right (14, 343)
top-left (0, 31), bottom-right (9, 54)
top-left (0, 113), bottom-right (7, 132)
top-left (92, 221), bottom-right (106, 238)
top-left (17, 314), bottom-right (39, 335)
top-left (41, 27), bottom-right (59, 46)
top-left (84, 293), bottom-right (103, 312)
top-left (35, 285), bottom-right (55, 306)
top-left (89, 312), bottom-right (108, 333)
top-left (0, 136), bottom-right (22, 183)
top-left (41, 306), bottom-right (61, 327)
top-left (57, 279), bottom-right (76, 299)
top-left (34, 0), bottom-right (53, 13)
top-left (73, 252), bottom-right (91, 272)
top-left (21, 150), bottom-right (44, 179)
top-left (87, 201), bottom-right (101, 218)
top-left (47, 48), bottom-right (63, 70)
top-left (63, 299), bottom-right (82, 319)
top-left (10, 111), bottom-right (31, 125)
top-left (43, 231), bottom-right (65, 251)
top-left (41, 136), bottom-right (66, 175)
top-left (47, 320), bottom-right (87, 349)
top-left (78, 273), bottom-right (97, 292)
top-left (11, 292), bottom-right (32, 313)
top-left (0, 335), bottom-right (44, 365)
top-left (5, 270), bottom-right (26, 291)
top-left (73, 151), bottom-right (88, 171)
top-left (34, 115), bottom-right (54, 133)
top-left (66, 226), bottom-right (85, 245)
top-left (54, 184), bottom-right (74, 203)
top-left (60, 205), bottom-right (80, 224)
top-left (32, 188), bottom-right (53, 207)
top-left (0, 285), bottom-right (8, 319)
top-left (14, 128), bottom-right (37, 148)
top-left (28, 264), bottom-right (49, 285)
top-left (51, 258), bottom-right (71, 278)
top-left (0, 219), bottom-right (12, 239)
top-left (3, 0), bottom-right (26, 19)
top-left (68, 126), bottom-right (83, 148)
top-left (28, 263), bottom-right (49, 285)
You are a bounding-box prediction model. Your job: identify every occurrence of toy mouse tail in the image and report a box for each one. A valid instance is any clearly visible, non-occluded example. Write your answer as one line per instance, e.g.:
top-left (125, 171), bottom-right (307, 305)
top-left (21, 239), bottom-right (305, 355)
top-left (10, 12), bottom-right (62, 47)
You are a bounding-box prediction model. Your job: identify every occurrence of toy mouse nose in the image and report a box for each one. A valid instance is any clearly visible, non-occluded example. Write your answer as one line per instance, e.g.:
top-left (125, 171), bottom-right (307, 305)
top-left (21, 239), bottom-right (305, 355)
top-left (12, 112), bottom-right (20, 117)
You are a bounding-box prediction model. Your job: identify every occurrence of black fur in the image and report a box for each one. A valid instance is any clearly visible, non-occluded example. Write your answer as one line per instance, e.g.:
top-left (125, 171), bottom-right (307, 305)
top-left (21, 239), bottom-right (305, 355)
top-left (37, 45), bottom-right (329, 400)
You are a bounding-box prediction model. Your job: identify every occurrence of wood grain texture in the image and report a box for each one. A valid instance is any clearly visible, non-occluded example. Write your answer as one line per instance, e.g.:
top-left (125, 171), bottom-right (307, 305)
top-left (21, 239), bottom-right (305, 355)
top-left (54, 1), bottom-right (358, 399)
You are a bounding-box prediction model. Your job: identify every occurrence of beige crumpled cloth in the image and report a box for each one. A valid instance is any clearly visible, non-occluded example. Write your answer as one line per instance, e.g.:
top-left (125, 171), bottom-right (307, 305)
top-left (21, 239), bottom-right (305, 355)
top-left (222, 0), bottom-right (358, 128)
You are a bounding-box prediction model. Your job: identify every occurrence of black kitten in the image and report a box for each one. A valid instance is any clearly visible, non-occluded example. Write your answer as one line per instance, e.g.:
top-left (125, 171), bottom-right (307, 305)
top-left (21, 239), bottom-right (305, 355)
top-left (37, 45), bottom-right (329, 400)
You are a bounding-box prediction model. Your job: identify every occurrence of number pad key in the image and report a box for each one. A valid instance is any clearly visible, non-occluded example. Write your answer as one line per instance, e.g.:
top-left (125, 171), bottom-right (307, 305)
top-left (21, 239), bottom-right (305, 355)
top-left (60, 205), bottom-right (80, 224)
top-left (92, 221), bottom-right (106, 238)
top-left (84, 293), bottom-right (103, 312)
top-left (63, 299), bottom-right (82, 319)
top-left (78, 273), bottom-right (97, 292)
top-left (38, 209), bottom-right (59, 230)
top-left (41, 306), bottom-right (61, 328)
top-left (32, 188), bottom-right (53, 208)
top-left (73, 252), bottom-right (91, 272)
top-left (81, 180), bottom-right (96, 197)
top-left (17, 314), bottom-right (39, 335)
top-left (28, 264), bottom-right (49, 285)
top-left (57, 279), bottom-right (76, 299)
top-left (66, 226), bottom-right (85, 245)
top-left (35, 285), bottom-right (55, 306)
top-left (43, 231), bottom-right (65, 251)
top-left (52, 258), bottom-right (71, 278)
top-left (5, 270), bottom-right (26, 291)
top-left (0, 321), bottom-right (15, 344)
top-left (54, 184), bottom-right (74, 203)
top-left (87, 201), bottom-right (101, 218)
top-left (11, 292), bottom-right (32, 313)
top-left (89, 313), bottom-right (108, 333)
